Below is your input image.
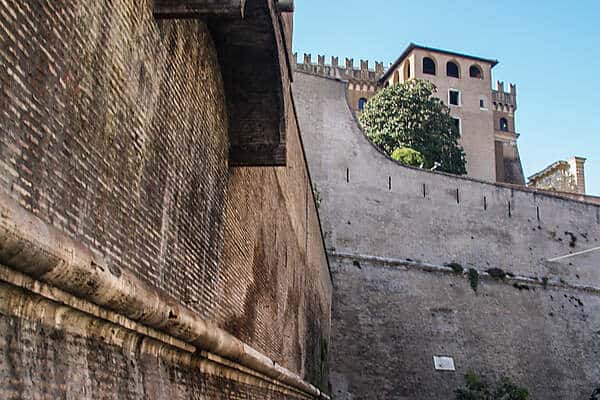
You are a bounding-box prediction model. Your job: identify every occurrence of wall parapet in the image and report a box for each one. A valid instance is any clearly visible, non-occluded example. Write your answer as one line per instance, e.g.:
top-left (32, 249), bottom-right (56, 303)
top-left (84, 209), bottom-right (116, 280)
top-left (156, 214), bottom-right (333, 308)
top-left (492, 81), bottom-right (517, 109)
top-left (294, 53), bottom-right (385, 82)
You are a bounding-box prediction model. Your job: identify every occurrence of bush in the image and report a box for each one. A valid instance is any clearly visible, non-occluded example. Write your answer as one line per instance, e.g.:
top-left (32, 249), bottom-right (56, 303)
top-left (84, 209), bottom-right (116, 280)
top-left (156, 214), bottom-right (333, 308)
top-left (455, 372), bottom-right (529, 400)
top-left (391, 147), bottom-right (425, 167)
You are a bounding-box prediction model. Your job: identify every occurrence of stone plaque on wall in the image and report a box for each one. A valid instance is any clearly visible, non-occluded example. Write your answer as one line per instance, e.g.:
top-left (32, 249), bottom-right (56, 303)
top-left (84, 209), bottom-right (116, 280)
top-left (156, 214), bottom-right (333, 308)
top-left (433, 356), bottom-right (456, 371)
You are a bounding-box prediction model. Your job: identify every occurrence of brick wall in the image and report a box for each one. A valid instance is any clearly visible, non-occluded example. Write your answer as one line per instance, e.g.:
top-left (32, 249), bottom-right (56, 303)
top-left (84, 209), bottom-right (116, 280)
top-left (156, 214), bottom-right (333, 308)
top-left (0, 0), bottom-right (229, 318)
top-left (0, 0), bottom-right (331, 397)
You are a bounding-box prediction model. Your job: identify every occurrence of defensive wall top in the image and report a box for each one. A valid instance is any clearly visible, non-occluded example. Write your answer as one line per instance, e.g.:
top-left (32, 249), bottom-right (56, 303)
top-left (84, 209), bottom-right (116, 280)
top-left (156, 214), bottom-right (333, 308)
top-left (294, 53), bottom-right (385, 82)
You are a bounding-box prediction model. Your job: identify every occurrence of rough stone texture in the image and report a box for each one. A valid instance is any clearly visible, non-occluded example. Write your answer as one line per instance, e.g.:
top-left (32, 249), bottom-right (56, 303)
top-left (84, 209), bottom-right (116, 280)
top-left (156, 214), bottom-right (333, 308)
top-left (0, 281), bottom-right (314, 400)
top-left (329, 255), bottom-right (600, 400)
top-left (0, 0), bottom-right (331, 397)
top-left (293, 71), bottom-right (600, 399)
top-left (294, 72), bottom-right (600, 287)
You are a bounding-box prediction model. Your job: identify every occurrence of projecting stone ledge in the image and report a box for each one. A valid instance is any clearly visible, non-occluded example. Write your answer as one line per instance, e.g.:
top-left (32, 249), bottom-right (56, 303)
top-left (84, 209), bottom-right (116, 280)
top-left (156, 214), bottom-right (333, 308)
top-left (154, 0), bottom-right (247, 19)
top-left (154, 0), bottom-right (292, 167)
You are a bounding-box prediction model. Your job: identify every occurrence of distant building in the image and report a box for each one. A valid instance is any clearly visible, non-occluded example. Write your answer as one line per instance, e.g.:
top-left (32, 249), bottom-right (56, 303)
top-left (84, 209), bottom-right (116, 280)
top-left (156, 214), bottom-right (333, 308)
top-left (295, 43), bottom-right (526, 186)
top-left (528, 156), bottom-right (587, 194)
top-left (381, 44), bottom-right (524, 184)
top-left (294, 53), bottom-right (384, 115)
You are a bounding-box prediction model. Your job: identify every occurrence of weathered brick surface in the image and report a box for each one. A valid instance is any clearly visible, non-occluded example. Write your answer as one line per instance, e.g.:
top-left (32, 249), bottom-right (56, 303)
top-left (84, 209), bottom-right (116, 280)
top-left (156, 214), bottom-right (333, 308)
top-left (0, 0), bottom-right (331, 396)
top-left (0, 0), bottom-right (229, 319)
top-left (219, 112), bottom-right (332, 386)
top-left (0, 299), bottom-right (312, 400)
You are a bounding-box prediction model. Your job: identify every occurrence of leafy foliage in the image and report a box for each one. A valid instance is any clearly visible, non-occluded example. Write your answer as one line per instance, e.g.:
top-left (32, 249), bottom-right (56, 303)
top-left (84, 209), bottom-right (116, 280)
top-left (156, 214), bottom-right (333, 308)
top-left (468, 268), bottom-right (479, 292)
top-left (359, 79), bottom-right (467, 175)
top-left (455, 372), bottom-right (529, 400)
top-left (391, 147), bottom-right (425, 167)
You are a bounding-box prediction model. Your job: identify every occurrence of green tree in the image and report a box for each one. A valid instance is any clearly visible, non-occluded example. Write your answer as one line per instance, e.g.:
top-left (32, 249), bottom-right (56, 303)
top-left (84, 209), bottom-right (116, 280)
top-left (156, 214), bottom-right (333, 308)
top-left (359, 79), bottom-right (467, 175)
top-left (455, 372), bottom-right (529, 400)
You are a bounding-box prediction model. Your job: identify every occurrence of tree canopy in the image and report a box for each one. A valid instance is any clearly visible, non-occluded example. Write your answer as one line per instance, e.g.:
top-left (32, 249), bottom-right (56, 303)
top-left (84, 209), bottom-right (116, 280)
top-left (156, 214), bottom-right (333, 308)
top-left (359, 79), bottom-right (467, 175)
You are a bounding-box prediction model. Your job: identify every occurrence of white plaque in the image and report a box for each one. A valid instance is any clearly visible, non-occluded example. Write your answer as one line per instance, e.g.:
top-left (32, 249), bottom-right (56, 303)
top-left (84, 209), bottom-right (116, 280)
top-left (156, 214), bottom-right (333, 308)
top-left (433, 356), bottom-right (456, 371)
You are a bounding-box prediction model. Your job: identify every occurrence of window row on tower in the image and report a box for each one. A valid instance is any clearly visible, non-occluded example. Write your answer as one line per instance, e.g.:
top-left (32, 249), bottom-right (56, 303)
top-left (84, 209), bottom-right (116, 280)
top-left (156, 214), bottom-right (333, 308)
top-left (423, 57), bottom-right (484, 80)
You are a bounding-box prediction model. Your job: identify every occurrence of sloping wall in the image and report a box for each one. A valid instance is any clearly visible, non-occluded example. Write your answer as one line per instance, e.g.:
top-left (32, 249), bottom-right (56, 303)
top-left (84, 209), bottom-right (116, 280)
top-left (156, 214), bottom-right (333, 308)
top-left (294, 71), bottom-right (600, 399)
top-left (0, 1), bottom-right (331, 398)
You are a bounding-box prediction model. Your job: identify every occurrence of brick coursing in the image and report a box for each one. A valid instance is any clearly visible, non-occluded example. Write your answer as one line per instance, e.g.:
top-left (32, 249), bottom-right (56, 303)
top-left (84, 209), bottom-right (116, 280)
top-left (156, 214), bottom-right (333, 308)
top-left (0, 0), bottom-right (229, 318)
top-left (0, 0), bottom-right (332, 396)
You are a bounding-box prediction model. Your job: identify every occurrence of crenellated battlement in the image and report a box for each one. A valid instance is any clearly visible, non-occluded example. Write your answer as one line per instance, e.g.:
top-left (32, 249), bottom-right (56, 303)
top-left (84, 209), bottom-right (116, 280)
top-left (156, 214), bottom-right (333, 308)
top-left (294, 53), bottom-right (385, 82)
top-left (492, 80), bottom-right (517, 110)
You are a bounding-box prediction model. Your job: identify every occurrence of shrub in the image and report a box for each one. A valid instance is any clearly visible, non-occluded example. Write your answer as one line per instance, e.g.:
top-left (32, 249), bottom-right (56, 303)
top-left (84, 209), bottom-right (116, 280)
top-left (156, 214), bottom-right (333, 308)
top-left (455, 372), bottom-right (529, 400)
top-left (391, 147), bottom-right (425, 167)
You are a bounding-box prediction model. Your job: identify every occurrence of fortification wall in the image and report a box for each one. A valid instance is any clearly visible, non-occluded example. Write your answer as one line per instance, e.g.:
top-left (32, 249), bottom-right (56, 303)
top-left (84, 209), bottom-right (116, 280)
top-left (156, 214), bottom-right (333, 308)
top-left (329, 254), bottom-right (600, 399)
top-left (294, 53), bottom-right (384, 82)
top-left (0, 1), bottom-right (331, 398)
top-left (293, 71), bottom-right (600, 399)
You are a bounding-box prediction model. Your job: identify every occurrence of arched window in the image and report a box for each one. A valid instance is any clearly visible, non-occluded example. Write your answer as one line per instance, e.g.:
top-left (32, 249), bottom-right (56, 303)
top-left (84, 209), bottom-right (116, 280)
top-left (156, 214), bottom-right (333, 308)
top-left (446, 61), bottom-right (460, 78)
top-left (393, 70), bottom-right (400, 85)
top-left (499, 118), bottom-right (509, 132)
top-left (358, 98), bottom-right (368, 111)
top-left (403, 60), bottom-right (411, 81)
top-left (469, 65), bottom-right (483, 79)
top-left (423, 57), bottom-right (436, 75)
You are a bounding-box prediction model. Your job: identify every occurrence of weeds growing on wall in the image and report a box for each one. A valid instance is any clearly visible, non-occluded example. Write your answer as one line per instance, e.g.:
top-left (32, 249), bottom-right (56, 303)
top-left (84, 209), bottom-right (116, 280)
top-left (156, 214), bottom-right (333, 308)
top-left (447, 262), bottom-right (464, 274)
top-left (542, 277), bottom-right (549, 289)
top-left (468, 268), bottom-right (479, 292)
top-left (455, 372), bottom-right (529, 400)
top-left (313, 185), bottom-right (322, 209)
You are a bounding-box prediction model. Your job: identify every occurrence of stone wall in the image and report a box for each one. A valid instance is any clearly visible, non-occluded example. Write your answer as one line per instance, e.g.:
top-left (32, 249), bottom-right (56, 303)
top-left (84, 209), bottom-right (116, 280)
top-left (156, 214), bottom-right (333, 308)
top-left (0, 0), bottom-right (331, 398)
top-left (293, 71), bottom-right (600, 399)
top-left (329, 255), bottom-right (600, 399)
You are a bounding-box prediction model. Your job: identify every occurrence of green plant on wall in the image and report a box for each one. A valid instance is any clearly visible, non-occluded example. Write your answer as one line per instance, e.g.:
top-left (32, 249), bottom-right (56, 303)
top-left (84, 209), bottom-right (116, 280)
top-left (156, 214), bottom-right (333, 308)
top-left (468, 268), bottom-right (479, 292)
top-left (313, 185), bottom-right (322, 209)
top-left (359, 79), bottom-right (467, 175)
top-left (455, 372), bottom-right (529, 400)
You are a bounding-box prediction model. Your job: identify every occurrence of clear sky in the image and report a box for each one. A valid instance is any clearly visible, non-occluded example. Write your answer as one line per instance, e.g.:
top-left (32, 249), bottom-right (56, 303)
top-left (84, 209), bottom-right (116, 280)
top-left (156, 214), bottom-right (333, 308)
top-left (293, 0), bottom-right (600, 195)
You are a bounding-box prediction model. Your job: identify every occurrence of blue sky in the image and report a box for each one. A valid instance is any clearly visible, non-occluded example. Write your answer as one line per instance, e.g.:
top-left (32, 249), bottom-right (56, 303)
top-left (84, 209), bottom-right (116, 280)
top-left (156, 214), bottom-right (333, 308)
top-left (293, 0), bottom-right (600, 195)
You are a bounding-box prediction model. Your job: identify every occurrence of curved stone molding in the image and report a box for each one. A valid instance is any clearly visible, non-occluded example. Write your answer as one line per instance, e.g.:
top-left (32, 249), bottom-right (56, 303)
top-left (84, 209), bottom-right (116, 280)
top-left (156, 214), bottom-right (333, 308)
top-left (0, 192), bottom-right (329, 400)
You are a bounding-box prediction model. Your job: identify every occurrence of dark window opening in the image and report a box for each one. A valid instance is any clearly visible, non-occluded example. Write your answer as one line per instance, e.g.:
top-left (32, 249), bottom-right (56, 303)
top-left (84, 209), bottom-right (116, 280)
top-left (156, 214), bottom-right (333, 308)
top-left (449, 90), bottom-right (460, 106)
top-left (404, 60), bottom-right (411, 81)
top-left (469, 65), bottom-right (483, 79)
top-left (452, 118), bottom-right (461, 135)
top-left (480, 98), bottom-right (485, 108)
top-left (423, 57), bottom-right (436, 75)
top-left (447, 61), bottom-right (460, 78)
top-left (499, 118), bottom-right (509, 132)
top-left (358, 98), bottom-right (368, 111)
top-left (393, 70), bottom-right (400, 84)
